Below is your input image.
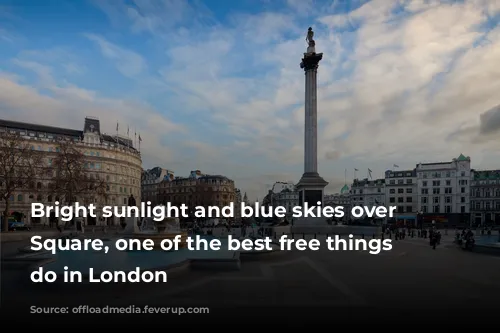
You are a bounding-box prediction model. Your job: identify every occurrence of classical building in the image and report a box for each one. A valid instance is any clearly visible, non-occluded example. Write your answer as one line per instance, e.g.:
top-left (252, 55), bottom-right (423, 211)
top-left (141, 167), bottom-right (174, 206)
top-left (324, 184), bottom-right (350, 221)
top-left (158, 171), bottom-right (236, 220)
top-left (350, 178), bottom-right (385, 219)
top-left (416, 154), bottom-right (471, 227)
top-left (0, 117), bottom-right (142, 226)
top-left (470, 169), bottom-right (500, 226)
top-left (273, 188), bottom-right (299, 217)
top-left (384, 169), bottom-right (417, 226)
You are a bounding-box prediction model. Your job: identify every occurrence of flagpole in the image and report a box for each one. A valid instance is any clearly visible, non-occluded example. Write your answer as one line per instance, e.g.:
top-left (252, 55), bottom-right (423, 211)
top-left (134, 127), bottom-right (137, 148)
top-left (344, 168), bottom-right (347, 185)
top-left (116, 121), bottom-right (119, 145)
top-left (354, 168), bottom-right (357, 181)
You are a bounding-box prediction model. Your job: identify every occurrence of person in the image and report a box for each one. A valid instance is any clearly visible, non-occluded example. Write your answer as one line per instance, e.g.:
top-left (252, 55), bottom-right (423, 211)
top-left (128, 194), bottom-right (136, 206)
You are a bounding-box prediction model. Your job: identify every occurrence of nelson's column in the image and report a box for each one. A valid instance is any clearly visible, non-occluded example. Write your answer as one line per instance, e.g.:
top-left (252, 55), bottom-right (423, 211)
top-left (295, 27), bottom-right (329, 228)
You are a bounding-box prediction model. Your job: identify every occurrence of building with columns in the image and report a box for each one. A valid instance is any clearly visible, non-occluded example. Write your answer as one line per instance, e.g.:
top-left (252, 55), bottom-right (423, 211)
top-left (416, 154), bottom-right (471, 227)
top-left (470, 169), bottom-right (500, 226)
top-left (0, 117), bottom-right (142, 226)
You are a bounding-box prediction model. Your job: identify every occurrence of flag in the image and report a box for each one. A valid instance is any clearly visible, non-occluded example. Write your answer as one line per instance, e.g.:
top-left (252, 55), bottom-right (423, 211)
top-left (139, 134), bottom-right (142, 142)
top-left (368, 168), bottom-right (372, 179)
top-left (354, 168), bottom-right (359, 171)
top-left (393, 164), bottom-right (399, 168)
top-left (127, 126), bottom-right (129, 136)
top-left (116, 122), bottom-right (119, 131)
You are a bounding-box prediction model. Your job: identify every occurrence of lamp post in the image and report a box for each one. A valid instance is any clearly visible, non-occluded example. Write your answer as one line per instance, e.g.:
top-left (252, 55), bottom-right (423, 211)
top-left (417, 211), bottom-right (423, 230)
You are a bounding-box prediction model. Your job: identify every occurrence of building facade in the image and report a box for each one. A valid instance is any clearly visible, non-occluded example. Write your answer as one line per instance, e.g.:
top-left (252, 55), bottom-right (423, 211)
top-left (324, 184), bottom-right (351, 221)
top-left (350, 178), bottom-right (385, 219)
top-left (272, 188), bottom-right (299, 217)
top-left (0, 117), bottom-right (142, 226)
top-left (141, 167), bottom-right (174, 206)
top-left (416, 154), bottom-right (471, 227)
top-left (384, 169), bottom-right (417, 226)
top-left (470, 169), bottom-right (500, 226)
top-left (158, 172), bottom-right (236, 220)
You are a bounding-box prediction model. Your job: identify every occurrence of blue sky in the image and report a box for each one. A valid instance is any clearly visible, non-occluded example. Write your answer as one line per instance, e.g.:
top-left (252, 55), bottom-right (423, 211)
top-left (1, 0), bottom-right (500, 200)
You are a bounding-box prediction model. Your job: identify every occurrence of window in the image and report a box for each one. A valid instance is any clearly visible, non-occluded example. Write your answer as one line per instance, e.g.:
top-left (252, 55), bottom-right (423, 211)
top-left (389, 197), bottom-right (395, 203)
top-left (406, 188), bottom-right (412, 193)
top-left (461, 206), bottom-right (465, 213)
top-left (432, 181), bottom-right (440, 186)
top-left (434, 197), bottom-right (440, 204)
top-left (446, 180), bottom-right (451, 186)
top-left (421, 189), bottom-right (428, 194)
top-left (422, 181), bottom-right (427, 187)
top-left (461, 187), bottom-right (465, 193)
top-left (445, 196), bottom-right (451, 203)
top-left (445, 187), bottom-right (452, 194)
top-left (406, 206), bottom-right (412, 212)
top-left (421, 197), bottom-right (427, 204)
top-left (433, 205), bottom-right (439, 213)
top-left (406, 179), bottom-right (412, 184)
top-left (390, 180), bottom-right (395, 185)
top-left (398, 189), bottom-right (404, 194)
top-left (17, 194), bottom-right (23, 202)
top-left (461, 197), bottom-right (465, 203)
top-left (422, 206), bottom-right (428, 213)
top-left (433, 188), bottom-right (440, 194)
top-left (406, 197), bottom-right (412, 203)
top-left (398, 197), bottom-right (404, 203)
top-left (389, 189), bottom-right (395, 194)
top-left (445, 206), bottom-right (451, 213)
top-left (459, 179), bottom-right (467, 185)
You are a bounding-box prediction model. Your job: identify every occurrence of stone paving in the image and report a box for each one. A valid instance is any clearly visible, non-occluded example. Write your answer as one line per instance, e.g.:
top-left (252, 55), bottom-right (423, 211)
top-left (2, 238), bottom-right (500, 311)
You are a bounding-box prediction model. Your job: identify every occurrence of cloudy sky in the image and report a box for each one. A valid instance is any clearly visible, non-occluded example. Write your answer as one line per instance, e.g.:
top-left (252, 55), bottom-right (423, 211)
top-left (1, 0), bottom-right (500, 201)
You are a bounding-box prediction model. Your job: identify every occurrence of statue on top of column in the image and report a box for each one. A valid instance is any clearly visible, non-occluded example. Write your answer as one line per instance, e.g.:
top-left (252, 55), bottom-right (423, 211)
top-left (306, 27), bottom-right (315, 53)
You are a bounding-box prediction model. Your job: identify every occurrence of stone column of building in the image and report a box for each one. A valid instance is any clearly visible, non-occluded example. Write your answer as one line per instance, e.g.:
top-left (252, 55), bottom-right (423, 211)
top-left (296, 27), bottom-right (328, 208)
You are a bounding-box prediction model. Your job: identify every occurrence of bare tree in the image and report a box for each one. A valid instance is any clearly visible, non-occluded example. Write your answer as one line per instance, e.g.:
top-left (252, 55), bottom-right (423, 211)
top-left (0, 131), bottom-right (44, 231)
top-left (47, 140), bottom-right (108, 209)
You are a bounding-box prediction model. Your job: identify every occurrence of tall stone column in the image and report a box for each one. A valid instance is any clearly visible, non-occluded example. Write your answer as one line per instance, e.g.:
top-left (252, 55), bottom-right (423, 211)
top-left (296, 27), bottom-right (328, 208)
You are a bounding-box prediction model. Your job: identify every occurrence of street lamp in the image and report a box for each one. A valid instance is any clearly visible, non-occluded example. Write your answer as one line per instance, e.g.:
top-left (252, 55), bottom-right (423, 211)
top-left (417, 211), bottom-right (423, 229)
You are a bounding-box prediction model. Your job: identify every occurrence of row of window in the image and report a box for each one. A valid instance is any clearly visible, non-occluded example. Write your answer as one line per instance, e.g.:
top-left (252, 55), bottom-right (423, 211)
top-left (421, 187), bottom-right (467, 194)
top-left (421, 196), bottom-right (467, 204)
top-left (418, 171), bottom-right (467, 178)
top-left (421, 205), bottom-right (466, 213)
top-left (422, 180), bottom-right (468, 186)
top-left (470, 201), bottom-right (500, 210)
top-left (471, 189), bottom-right (500, 197)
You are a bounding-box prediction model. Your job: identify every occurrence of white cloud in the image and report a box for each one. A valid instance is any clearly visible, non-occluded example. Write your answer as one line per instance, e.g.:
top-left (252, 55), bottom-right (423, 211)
top-left (84, 33), bottom-right (146, 77)
top-left (2, 0), bottom-right (500, 200)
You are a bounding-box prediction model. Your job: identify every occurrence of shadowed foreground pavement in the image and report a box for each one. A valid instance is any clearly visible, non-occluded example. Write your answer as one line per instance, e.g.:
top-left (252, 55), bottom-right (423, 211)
top-left (2, 237), bottom-right (500, 315)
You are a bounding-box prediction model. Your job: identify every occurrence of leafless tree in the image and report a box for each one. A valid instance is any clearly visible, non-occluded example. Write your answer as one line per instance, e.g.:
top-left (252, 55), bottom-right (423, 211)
top-left (0, 131), bottom-right (44, 231)
top-left (46, 140), bottom-right (108, 208)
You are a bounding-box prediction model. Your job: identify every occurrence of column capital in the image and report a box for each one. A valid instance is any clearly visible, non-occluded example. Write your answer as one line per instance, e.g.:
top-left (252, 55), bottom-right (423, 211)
top-left (300, 52), bottom-right (323, 71)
